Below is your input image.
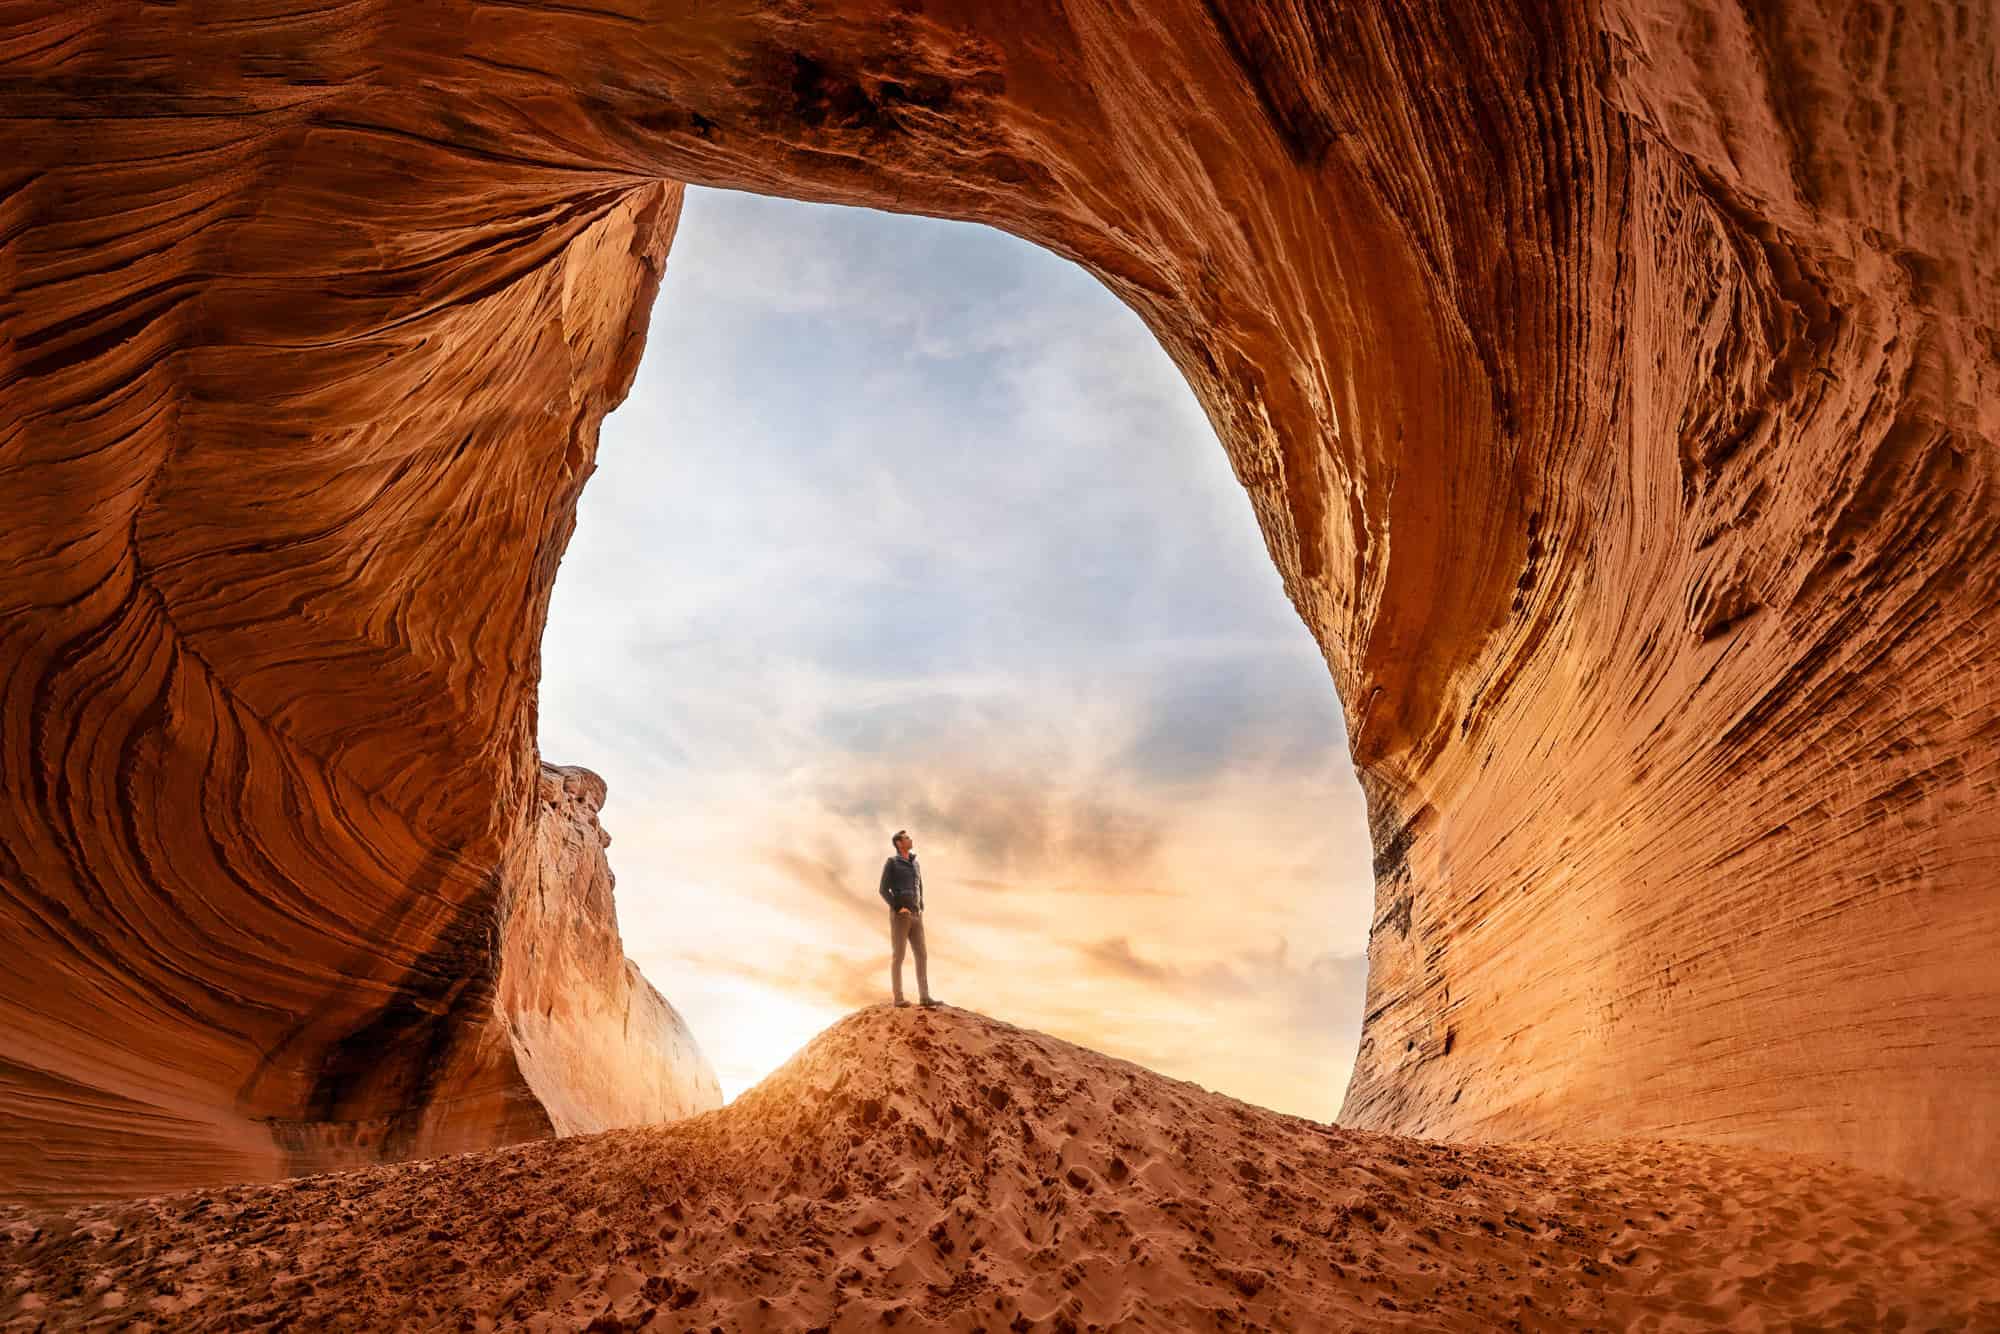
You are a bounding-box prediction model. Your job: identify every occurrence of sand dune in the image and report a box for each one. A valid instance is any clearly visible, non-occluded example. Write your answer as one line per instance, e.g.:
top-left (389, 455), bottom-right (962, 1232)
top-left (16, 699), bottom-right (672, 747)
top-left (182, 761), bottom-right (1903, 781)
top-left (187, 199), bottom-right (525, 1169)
top-left (4, 1006), bottom-right (1996, 1331)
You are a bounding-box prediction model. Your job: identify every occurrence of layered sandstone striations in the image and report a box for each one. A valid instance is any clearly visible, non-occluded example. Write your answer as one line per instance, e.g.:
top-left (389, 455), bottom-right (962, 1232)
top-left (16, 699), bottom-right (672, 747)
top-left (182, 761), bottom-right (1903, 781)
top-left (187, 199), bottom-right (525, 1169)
top-left (1, 0), bottom-right (724, 1193)
top-left (5, 1007), bottom-right (1997, 1330)
top-left (2, 0), bottom-right (1995, 1201)
top-left (258, 762), bottom-right (718, 1181)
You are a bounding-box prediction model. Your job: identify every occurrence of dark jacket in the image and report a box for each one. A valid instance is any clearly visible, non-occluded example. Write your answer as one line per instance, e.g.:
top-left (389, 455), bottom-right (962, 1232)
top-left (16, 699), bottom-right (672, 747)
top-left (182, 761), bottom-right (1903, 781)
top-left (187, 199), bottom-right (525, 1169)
top-left (879, 853), bottom-right (924, 913)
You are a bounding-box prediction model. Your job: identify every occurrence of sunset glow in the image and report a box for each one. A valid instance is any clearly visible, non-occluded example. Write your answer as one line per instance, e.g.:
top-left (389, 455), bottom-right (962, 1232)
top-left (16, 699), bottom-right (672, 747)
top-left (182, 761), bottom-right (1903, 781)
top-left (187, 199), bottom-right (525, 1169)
top-left (539, 188), bottom-right (1375, 1117)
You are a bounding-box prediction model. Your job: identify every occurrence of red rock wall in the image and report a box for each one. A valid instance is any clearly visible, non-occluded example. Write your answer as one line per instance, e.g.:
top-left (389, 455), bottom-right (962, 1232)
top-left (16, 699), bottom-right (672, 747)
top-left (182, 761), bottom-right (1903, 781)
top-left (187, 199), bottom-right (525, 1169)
top-left (0, 78), bottom-right (719, 1198)
top-left (1, 0), bottom-right (1993, 1199)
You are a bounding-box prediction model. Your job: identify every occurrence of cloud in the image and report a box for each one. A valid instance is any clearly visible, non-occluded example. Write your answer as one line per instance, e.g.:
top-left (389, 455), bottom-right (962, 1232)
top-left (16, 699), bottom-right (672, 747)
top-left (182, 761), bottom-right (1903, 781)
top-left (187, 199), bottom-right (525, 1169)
top-left (681, 947), bottom-right (884, 1016)
top-left (762, 845), bottom-right (879, 924)
top-left (540, 185), bottom-right (1377, 1115)
top-left (820, 769), bottom-right (1168, 885)
top-left (1076, 935), bottom-right (1367, 1018)
top-left (1078, 936), bottom-right (1185, 988)
top-left (1266, 947), bottom-right (1373, 1045)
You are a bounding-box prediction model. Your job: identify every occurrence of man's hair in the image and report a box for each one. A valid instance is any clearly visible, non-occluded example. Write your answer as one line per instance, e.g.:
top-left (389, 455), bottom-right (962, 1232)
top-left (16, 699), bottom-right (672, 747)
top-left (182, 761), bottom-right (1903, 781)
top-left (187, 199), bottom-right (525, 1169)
top-left (892, 829), bottom-right (908, 847)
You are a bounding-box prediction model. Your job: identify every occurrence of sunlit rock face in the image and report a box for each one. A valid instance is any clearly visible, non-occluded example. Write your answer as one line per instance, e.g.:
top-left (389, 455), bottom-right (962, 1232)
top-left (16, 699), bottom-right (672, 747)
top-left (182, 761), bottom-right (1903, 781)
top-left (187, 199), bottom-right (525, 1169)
top-left (500, 765), bottom-right (721, 1136)
top-left (248, 764), bottom-right (719, 1187)
top-left (2, 0), bottom-right (1994, 1202)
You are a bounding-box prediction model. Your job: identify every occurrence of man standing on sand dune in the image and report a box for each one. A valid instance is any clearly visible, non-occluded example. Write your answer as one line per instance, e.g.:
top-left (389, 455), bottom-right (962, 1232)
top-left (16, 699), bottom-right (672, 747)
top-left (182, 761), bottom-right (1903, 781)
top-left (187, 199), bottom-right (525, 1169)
top-left (879, 830), bottom-right (938, 1008)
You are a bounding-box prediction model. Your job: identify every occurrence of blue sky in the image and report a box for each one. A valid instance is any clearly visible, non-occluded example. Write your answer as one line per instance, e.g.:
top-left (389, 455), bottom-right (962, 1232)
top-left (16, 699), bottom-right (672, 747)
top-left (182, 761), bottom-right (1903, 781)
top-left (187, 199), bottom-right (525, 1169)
top-left (538, 186), bottom-right (1374, 1117)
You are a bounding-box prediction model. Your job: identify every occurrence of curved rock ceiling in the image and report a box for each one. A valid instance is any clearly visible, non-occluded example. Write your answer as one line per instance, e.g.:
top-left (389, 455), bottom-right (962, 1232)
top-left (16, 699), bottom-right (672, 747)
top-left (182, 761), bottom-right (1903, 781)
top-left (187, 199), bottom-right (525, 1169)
top-left (2, 0), bottom-right (1994, 1201)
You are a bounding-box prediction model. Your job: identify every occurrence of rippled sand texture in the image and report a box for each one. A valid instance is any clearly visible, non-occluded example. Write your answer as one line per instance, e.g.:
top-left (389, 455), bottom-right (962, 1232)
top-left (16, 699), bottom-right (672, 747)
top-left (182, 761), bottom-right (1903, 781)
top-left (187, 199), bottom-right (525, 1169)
top-left (6, 1008), bottom-right (1997, 1331)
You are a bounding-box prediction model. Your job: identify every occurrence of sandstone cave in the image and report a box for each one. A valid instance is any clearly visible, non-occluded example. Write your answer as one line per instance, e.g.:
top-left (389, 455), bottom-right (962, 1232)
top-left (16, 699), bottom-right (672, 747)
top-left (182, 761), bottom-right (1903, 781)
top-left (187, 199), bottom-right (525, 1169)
top-left (2, 0), bottom-right (1995, 1285)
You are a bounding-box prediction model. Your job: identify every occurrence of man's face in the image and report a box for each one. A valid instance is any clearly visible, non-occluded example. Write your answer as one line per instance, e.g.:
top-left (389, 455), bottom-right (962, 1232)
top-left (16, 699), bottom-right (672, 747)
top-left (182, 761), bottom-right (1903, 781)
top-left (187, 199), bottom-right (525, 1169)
top-left (896, 834), bottom-right (913, 856)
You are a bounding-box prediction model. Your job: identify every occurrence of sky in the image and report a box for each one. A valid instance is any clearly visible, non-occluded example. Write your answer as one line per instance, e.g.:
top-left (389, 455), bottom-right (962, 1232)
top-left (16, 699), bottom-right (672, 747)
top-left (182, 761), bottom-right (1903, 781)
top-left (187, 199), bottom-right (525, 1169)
top-left (538, 187), bottom-right (1376, 1121)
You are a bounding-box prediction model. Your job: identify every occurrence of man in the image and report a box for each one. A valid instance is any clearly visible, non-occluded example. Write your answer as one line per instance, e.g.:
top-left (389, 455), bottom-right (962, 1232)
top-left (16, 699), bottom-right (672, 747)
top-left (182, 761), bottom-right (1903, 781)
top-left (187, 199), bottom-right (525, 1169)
top-left (878, 829), bottom-right (938, 1008)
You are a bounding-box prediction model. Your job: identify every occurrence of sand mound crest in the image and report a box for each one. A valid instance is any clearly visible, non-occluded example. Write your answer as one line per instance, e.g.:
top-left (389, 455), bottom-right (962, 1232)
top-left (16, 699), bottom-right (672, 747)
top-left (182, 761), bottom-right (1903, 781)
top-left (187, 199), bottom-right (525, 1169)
top-left (5, 1006), bottom-right (1998, 1330)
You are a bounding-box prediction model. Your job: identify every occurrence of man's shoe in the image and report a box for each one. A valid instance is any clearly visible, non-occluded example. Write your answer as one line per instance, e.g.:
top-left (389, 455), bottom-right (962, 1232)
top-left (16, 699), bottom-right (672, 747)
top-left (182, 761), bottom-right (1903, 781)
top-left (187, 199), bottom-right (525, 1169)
top-left (893, 999), bottom-right (911, 1008)
top-left (919, 997), bottom-right (941, 1008)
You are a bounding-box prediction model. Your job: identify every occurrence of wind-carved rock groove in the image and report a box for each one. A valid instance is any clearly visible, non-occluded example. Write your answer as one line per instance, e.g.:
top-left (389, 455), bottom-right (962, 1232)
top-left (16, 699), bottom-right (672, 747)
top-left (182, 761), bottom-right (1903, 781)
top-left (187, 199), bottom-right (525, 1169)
top-left (0, 0), bottom-right (1994, 1201)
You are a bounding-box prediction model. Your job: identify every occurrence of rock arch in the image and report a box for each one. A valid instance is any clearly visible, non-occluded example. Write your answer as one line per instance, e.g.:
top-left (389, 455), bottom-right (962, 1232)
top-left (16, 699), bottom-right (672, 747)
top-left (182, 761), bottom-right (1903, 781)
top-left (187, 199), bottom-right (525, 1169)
top-left (2, 0), bottom-right (1994, 1200)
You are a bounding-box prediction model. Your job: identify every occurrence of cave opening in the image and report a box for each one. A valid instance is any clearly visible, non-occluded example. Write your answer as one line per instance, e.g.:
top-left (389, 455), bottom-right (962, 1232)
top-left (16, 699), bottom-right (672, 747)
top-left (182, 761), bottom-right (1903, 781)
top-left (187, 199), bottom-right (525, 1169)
top-left (537, 186), bottom-right (1376, 1116)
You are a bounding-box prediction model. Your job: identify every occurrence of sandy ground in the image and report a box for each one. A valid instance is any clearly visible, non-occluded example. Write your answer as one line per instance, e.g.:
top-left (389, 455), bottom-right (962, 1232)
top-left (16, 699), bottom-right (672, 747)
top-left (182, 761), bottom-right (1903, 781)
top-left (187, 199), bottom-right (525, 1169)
top-left (4, 1005), bottom-right (1997, 1331)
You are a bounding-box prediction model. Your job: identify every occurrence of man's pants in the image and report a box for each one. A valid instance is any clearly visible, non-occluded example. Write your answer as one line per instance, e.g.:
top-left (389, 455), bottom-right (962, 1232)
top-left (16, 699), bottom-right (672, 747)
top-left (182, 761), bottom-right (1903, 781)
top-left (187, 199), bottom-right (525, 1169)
top-left (890, 909), bottom-right (929, 1002)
